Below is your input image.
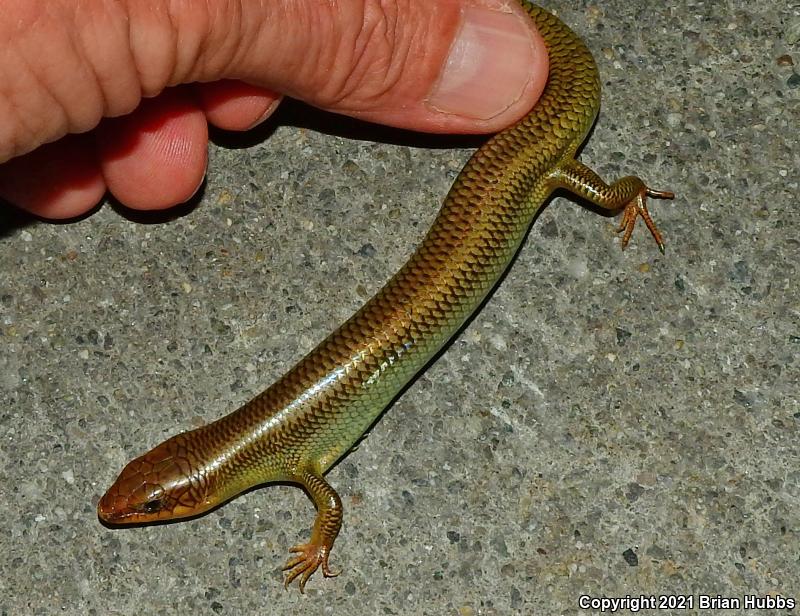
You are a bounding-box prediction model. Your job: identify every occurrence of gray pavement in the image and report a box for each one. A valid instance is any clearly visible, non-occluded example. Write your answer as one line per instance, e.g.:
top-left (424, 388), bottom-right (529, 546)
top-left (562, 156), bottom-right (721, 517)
top-left (1, 0), bottom-right (798, 613)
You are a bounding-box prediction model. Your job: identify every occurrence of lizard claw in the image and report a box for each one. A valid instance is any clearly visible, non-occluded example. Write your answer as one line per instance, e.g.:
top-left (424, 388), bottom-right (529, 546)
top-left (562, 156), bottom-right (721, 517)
top-left (283, 542), bottom-right (339, 592)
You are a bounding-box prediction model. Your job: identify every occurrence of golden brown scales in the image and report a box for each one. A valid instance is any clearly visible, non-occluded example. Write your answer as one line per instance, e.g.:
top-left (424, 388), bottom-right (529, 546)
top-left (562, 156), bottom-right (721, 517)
top-left (98, 2), bottom-right (673, 591)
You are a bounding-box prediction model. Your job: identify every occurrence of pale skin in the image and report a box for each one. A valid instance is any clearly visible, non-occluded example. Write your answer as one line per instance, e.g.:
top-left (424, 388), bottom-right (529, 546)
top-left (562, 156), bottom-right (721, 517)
top-left (0, 0), bottom-right (548, 220)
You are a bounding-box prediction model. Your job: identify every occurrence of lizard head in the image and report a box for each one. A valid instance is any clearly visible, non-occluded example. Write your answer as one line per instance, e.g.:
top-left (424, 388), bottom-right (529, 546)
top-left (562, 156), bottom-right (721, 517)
top-left (98, 434), bottom-right (216, 524)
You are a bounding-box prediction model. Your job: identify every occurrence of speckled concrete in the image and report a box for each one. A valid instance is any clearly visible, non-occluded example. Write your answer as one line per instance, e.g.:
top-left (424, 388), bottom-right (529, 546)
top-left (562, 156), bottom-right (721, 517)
top-left (1, 1), bottom-right (798, 614)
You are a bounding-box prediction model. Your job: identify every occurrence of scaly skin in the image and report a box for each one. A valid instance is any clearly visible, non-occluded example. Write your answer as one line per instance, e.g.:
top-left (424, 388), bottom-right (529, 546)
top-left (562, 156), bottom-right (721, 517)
top-left (98, 2), bottom-right (673, 591)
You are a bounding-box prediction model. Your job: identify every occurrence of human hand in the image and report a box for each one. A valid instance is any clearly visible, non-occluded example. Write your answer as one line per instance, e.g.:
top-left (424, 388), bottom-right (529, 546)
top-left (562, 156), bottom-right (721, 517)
top-left (0, 0), bottom-right (547, 219)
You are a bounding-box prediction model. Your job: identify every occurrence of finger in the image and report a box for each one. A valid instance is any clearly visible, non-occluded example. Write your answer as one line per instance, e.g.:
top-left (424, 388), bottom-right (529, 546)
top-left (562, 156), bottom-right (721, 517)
top-left (130, 0), bottom-right (546, 134)
top-left (0, 134), bottom-right (106, 219)
top-left (203, 0), bottom-right (548, 133)
top-left (1, 0), bottom-right (546, 164)
top-left (0, 0), bottom-right (140, 163)
top-left (196, 80), bottom-right (283, 131)
top-left (95, 88), bottom-right (208, 211)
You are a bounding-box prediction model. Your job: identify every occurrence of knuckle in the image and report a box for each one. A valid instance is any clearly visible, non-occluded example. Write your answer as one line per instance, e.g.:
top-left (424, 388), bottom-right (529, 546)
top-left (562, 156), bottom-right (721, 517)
top-left (314, 0), bottom-right (418, 110)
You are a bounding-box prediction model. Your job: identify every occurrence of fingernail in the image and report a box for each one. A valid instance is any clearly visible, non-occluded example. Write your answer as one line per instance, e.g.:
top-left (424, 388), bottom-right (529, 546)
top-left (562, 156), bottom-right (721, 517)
top-left (242, 95), bottom-right (283, 131)
top-left (428, 5), bottom-right (537, 120)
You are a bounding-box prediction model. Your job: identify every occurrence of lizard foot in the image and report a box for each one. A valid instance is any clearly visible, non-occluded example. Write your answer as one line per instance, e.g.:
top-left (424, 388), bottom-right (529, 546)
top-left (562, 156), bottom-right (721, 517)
top-left (617, 187), bottom-right (674, 252)
top-left (283, 542), bottom-right (339, 592)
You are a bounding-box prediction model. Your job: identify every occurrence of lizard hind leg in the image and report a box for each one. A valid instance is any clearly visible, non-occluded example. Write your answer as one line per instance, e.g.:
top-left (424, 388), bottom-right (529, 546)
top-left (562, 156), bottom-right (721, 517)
top-left (549, 159), bottom-right (674, 252)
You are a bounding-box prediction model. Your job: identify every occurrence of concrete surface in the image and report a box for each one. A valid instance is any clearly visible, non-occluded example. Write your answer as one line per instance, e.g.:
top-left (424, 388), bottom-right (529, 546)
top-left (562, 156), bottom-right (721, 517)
top-left (1, 1), bottom-right (798, 613)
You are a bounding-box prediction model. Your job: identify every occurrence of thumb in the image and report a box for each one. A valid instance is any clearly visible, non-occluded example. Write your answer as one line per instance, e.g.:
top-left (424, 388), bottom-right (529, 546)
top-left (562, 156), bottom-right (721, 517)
top-left (0, 0), bottom-right (546, 164)
top-left (144, 0), bottom-right (548, 134)
top-left (219, 0), bottom-right (547, 133)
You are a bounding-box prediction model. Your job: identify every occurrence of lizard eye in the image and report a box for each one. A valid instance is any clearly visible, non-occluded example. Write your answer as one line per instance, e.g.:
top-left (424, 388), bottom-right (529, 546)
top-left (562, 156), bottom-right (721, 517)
top-left (141, 498), bottom-right (163, 514)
